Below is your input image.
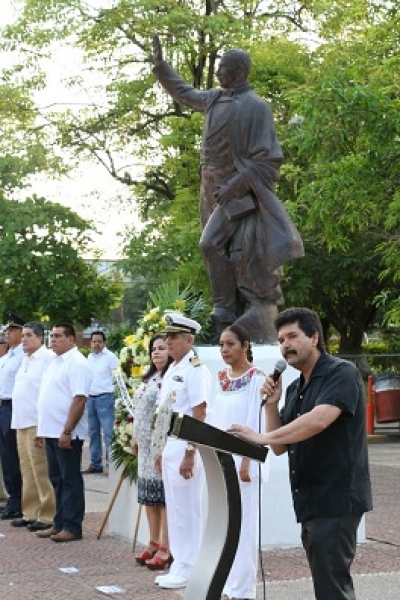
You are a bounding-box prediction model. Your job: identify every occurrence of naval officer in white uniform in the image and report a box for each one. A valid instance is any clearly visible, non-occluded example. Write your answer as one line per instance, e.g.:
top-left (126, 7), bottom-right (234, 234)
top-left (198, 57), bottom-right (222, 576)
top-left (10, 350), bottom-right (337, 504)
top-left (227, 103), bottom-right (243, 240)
top-left (155, 313), bottom-right (211, 590)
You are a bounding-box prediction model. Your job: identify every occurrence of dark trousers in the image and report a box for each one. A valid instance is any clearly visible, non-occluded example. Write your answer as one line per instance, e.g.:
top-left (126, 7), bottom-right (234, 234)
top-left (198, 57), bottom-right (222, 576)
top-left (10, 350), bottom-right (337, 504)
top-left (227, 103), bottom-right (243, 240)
top-left (301, 514), bottom-right (362, 600)
top-left (45, 438), bottom-right (85, 535)
top-left (0, 403), bottom-right (22, 512)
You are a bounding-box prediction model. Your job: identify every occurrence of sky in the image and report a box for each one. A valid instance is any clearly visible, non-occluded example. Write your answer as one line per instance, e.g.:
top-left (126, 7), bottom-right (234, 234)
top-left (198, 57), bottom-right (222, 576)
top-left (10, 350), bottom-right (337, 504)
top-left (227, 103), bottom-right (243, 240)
top-left (1, 1), bottom-right (141, 260)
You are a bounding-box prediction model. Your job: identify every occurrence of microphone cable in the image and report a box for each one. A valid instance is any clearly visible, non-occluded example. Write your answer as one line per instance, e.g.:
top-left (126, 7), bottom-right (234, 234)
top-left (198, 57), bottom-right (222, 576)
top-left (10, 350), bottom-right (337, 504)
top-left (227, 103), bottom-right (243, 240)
top-left (257, 401), bottom-right (267, 600)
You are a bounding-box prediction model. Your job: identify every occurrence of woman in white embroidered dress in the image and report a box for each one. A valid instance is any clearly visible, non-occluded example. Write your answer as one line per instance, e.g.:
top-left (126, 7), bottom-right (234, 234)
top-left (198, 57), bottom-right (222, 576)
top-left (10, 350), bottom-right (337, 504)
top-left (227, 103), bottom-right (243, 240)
top-left (132, 334), bottom-right (173, 570)
top-left (211, 324), bottom-right (265, 600)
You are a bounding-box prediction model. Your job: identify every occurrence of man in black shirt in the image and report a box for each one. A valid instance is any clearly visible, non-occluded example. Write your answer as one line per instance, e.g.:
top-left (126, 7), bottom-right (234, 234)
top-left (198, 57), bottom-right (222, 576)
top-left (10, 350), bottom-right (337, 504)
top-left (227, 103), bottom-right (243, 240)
top-left (229, 307), bottom-right (372, 600)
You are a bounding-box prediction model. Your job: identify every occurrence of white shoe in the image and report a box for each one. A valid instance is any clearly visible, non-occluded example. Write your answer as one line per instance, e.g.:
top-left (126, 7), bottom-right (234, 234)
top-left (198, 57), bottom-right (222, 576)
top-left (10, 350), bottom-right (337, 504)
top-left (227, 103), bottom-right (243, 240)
top-left (157, 573), bottom-right (188, 589)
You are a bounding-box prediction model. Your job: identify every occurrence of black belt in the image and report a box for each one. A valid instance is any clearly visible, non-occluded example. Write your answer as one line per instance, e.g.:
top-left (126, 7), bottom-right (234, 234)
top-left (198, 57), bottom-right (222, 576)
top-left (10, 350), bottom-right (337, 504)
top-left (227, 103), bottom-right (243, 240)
top-left (0, 398), bottom-right (12, 406)
top-left (90, 393), bottom-right (109, 397)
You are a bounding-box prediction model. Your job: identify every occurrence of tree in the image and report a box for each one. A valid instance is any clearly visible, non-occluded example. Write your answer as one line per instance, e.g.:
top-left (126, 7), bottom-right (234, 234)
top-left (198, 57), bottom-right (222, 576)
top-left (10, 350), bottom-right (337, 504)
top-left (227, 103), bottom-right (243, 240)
top-left (0, 76), bottom-right (65, 194)
top-left (0, 195), bottom-right (121, 325)
top-left (1, 0), bottom-right (398, 346)
top-left (281, 13), bottom-right (400, 352)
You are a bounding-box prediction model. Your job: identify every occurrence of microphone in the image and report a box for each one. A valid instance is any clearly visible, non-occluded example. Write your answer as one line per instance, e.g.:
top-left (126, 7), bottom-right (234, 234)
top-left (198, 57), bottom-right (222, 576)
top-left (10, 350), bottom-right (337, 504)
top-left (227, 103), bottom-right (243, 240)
top-left (261, 359), bottom-right (287, 407)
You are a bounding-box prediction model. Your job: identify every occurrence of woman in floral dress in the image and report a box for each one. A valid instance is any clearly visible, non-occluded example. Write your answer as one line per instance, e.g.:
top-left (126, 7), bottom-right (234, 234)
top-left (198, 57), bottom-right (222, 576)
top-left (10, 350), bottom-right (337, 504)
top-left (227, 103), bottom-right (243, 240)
top-left (132, 334), bottom-right (173, 569)
top-left (211, 324), bottom-right (265, 600)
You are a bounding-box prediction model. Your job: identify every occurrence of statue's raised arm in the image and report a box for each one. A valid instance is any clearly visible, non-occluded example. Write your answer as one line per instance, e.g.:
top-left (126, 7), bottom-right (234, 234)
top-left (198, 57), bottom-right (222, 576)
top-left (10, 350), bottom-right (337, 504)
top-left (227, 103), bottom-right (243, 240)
top-left (152, 33), bottom-right (163, 65)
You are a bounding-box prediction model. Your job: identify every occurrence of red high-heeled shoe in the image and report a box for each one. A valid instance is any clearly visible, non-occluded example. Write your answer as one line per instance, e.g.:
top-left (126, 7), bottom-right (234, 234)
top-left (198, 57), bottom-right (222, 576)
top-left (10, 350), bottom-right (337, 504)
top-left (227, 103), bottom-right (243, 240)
top-left (135, 541), bottom-right (159, 565)
top-left (145, 546), bottom-right (173, 571)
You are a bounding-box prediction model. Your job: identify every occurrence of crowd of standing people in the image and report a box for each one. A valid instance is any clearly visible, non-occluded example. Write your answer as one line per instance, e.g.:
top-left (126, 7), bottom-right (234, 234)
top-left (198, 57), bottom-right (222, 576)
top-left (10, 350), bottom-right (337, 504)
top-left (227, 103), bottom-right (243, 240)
top-left (0, 307), bottom-right (372, 600)
top-left (132, 307), bottom-right (372, 600)
top-left (0, 315), bottom-right (117, 543)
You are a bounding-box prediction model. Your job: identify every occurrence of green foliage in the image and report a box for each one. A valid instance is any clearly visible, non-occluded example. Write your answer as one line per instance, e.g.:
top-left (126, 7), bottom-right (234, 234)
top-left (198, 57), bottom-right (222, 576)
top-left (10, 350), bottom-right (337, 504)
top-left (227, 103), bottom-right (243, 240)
top-left (106, 324), bottom-right (134, 354)
top-left (1, 0), bottom-right (399, 352)
top-left (147, 280), bottom-right (209, 335)
top-left (281, 13), bottom-right (400, 350)
top-left (0, 196), bottom-right (122, 325)
top-left (78, 346), bottom-right (91, 358)
top-left (0, 80), bottom-right (64, 191)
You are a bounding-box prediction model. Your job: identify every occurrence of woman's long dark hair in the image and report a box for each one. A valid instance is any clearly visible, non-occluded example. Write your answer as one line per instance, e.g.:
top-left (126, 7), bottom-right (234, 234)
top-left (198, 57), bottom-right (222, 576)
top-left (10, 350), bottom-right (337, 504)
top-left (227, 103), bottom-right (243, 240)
top-left (142, 334), bottom-right (173, 382)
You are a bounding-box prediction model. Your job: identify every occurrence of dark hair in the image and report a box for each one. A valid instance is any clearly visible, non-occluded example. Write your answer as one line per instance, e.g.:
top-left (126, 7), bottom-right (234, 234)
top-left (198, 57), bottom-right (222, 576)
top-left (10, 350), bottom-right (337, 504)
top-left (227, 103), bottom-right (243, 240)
top-left (221, 324), bottom-right (253, 362)
top-left (222, 49), bottom-right (251, 78)
top-left (53, 323), bottom-right (76, 340)
top-left (91, 330), bottom-right (106, 341)
top-left (274, 307), bottom-right (326, 352)
top-left (23, 321), bottom-right (45, 340)
top-left (142, 334), bottom-right (173, 382)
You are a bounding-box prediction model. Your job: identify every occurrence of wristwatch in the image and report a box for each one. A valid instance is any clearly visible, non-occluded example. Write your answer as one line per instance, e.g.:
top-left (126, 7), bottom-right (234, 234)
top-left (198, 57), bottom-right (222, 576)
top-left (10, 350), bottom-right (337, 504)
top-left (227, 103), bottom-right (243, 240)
top-left (186, 443), bottom-right (197, 452)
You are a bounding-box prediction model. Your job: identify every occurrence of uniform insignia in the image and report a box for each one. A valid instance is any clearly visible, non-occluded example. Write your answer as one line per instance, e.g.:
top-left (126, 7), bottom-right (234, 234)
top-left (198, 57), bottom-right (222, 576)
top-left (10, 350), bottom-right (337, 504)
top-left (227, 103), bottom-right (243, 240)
top-left (190, 357), bottom-right (202, 367)
top-left (173, 375), bottom-right (184, 382)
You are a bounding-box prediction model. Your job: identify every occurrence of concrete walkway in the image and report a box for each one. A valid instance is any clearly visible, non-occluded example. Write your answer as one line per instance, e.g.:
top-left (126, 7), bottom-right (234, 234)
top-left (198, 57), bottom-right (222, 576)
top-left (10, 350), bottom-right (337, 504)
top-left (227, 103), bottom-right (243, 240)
top-left (0, 438), bottom-right (399, 599)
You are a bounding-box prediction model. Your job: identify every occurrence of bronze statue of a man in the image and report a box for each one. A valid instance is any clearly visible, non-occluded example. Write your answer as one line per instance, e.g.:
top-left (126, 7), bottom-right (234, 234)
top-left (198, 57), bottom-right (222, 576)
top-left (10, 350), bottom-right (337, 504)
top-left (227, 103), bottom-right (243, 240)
top-left (152, 35), bottom-right (304, 343)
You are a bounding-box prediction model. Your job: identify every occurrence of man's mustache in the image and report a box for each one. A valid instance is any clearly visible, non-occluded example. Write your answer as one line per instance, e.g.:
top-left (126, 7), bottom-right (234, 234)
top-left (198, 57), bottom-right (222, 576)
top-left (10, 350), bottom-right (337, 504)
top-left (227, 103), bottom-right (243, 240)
top-left (284, 350), bottom-right (297, 358)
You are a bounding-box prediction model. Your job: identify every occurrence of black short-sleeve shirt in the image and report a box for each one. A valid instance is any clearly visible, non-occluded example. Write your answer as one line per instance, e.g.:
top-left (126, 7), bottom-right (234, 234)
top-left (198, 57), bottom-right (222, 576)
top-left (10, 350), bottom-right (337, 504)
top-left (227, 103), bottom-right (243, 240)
top-left (281, 353), bottom-right (373, 523)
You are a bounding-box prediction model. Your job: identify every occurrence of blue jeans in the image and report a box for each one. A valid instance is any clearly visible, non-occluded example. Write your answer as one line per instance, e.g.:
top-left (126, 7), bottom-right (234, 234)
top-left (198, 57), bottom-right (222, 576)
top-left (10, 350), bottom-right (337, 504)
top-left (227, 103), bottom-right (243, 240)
top-left (87, 393), bottom-right (115, 470)
top-left (45, 437), bottom-right (84, 535)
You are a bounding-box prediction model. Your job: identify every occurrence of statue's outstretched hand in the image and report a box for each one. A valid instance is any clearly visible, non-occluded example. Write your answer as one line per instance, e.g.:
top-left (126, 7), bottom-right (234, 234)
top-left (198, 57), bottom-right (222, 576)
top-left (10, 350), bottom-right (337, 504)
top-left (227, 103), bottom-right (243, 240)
top-left (152, 33), bottom-right (163, 64)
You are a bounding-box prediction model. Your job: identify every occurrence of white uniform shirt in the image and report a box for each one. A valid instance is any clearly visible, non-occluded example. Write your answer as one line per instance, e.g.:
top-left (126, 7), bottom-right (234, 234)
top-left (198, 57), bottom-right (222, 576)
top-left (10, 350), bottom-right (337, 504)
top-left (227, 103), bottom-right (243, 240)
top-left (0, 344), bottom-right (24, 399)
top-left (37, 347), bottom-right (93, 439)
top-left (159, 350), bottom-right (211, 415)
top-left (11, 345), bottom-right (55, 429)
top-left (87, 347), bottom-right (119, 395)
top-left (160, 349), bottom-right (211, 456)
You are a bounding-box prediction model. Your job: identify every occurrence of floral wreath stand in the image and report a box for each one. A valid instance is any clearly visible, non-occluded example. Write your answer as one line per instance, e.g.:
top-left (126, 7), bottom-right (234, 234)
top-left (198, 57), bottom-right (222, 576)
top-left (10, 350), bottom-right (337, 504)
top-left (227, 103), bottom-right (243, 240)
top-left (96, 465), bottom-right (142, 552)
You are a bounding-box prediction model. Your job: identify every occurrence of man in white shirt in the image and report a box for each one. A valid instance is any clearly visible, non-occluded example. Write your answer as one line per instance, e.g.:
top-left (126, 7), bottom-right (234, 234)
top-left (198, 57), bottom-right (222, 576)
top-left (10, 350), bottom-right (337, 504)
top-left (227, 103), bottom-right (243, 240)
top-left (11, 322), bottom-right (55, 531)
top-left (35, 323), bottom-right (92, 542)
top-left (82, 331), bottom-right (119, 475)
top-left (0, 313), bottom-right (25, 519)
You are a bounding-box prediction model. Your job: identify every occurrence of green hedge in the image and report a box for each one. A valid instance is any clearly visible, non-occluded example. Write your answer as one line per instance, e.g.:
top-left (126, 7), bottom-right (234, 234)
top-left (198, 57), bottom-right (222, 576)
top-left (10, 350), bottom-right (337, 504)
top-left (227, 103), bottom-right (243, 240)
top-left (330, 341), bottom-right (400, 374)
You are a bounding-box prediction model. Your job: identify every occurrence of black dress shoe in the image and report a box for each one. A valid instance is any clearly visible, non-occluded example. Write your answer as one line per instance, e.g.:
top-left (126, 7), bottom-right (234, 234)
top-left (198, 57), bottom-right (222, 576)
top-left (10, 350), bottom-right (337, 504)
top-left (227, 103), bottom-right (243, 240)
top-left (11, 518), bottom-right (35, 527)
top-left (1, 510), bottom-right (23, 520)
top-left (27, 521), bottom-right (52, 532)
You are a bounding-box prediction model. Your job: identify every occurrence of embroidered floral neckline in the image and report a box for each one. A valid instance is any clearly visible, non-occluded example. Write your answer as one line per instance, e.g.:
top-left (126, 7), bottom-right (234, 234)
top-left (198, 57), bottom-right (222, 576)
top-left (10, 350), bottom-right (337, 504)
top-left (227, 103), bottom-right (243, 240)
top-left (218, 366), bottom-right (261, 393)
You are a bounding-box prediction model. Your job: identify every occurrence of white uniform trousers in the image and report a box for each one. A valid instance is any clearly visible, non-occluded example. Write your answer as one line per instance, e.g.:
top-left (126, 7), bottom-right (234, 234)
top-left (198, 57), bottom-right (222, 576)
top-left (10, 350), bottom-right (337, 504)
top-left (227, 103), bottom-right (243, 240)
top-left (162, 439), bottom-right (204, 579)
top-left (223, 477), bottom-right (259, 599)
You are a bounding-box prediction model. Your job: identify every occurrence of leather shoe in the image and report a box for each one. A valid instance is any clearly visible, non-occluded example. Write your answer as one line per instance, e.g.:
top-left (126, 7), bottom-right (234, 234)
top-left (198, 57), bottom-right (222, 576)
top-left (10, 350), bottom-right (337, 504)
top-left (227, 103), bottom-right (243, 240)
top-left (50, 530), bottom-right (82, 542)
top-left (1, 510), bottom-right (22, 520)
top-left (27, 521), bottom-right (52, 532)
top-left (11, 518), bottom-right (35, 527)
top-left (81, 465), bottom-right (103, 474)
top-left (36, 527), bottom-right (60, 538)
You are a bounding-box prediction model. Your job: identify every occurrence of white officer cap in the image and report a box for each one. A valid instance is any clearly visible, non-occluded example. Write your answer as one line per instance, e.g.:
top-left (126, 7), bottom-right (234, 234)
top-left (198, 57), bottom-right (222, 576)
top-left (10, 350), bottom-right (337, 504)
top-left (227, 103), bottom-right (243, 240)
top-left (163, 312), bottom-right (201, 335)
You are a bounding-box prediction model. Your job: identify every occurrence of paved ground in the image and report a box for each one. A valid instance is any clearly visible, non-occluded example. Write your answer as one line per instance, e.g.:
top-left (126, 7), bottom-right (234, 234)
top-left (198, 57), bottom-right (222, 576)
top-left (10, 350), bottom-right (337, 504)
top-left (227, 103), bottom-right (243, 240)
top-left (0, 436), bottom-right (399, 599)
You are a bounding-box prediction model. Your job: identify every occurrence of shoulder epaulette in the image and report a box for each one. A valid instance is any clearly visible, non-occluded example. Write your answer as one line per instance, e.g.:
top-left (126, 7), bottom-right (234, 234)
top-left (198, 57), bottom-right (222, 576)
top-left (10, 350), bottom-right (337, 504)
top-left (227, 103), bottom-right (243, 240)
top-left (190, 356), bottom-right (202, 367)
